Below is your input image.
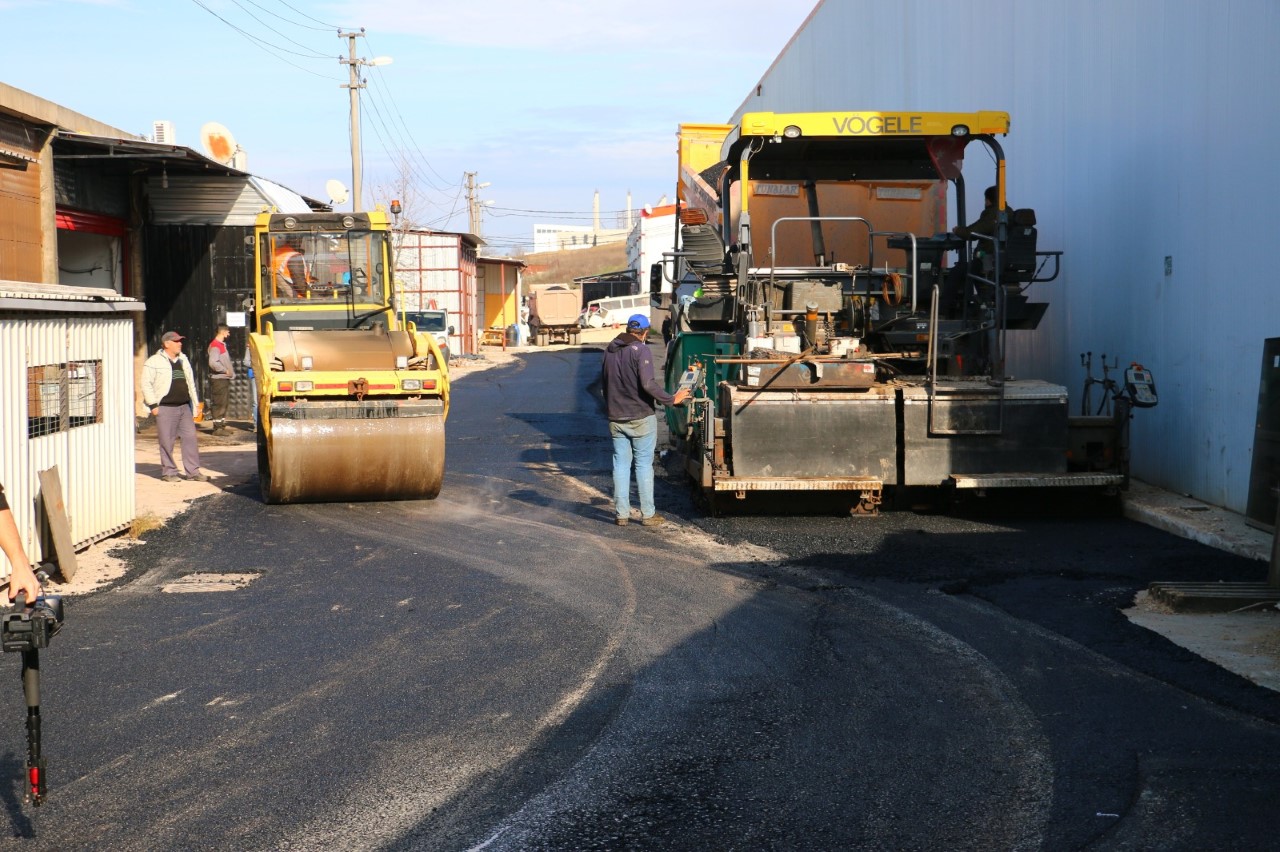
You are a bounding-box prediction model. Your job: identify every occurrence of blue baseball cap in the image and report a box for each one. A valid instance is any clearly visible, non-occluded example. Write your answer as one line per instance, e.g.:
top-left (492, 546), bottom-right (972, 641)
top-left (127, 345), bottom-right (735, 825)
top-left (626, 314), bottom-right (651, 331)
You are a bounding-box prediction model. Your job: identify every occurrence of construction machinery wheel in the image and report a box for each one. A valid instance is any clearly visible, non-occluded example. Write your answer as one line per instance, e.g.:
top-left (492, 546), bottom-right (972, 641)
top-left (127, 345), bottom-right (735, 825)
top-left (258, 414), bottom-right (444, 504)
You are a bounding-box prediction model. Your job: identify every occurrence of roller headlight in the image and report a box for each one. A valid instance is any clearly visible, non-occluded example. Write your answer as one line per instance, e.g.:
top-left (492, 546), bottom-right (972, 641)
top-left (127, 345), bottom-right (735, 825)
top-left (401, 379), bottom-right (423, 391)
top-left (293, 380), bottom-right (314, 392)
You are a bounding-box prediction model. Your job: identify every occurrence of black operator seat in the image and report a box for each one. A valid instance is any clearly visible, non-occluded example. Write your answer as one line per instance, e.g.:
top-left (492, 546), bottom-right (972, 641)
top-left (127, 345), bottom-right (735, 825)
top-left (681, 223), bottom-right (729, 276)
top-left (1002, 208), bottom-right (1038, 283)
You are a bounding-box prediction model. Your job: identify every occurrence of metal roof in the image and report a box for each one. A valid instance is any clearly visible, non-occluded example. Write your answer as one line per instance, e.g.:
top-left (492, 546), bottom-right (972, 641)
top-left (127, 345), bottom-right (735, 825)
top-left (52, 131), bottom-right (327, 211)
top-left (0, 281), bottom-right (144, 313)
top-left (52, 131), bottom-right (243, 176)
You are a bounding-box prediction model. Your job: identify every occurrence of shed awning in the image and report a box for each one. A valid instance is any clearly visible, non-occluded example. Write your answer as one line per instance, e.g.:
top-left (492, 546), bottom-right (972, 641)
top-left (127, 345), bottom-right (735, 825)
top-left (0, 281), bottom-right (144, 313)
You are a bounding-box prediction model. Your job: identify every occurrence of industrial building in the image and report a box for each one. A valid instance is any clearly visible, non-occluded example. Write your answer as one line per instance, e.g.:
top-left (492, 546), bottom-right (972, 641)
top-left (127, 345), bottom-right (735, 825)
top-left (732, 0), bottom-right (1279, 520)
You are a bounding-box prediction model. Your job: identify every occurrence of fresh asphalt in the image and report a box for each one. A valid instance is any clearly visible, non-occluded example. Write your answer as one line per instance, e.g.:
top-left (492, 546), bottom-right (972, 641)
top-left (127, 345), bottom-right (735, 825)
top-left (9, 344), bottom-right (1279, 850)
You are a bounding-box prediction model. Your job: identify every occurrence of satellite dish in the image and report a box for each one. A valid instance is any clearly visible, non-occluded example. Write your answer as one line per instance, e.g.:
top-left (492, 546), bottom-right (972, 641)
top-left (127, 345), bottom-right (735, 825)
top-left (200, 122), bottom-right (238, 166)
top-left (325, 179), bottom-right (350, 205)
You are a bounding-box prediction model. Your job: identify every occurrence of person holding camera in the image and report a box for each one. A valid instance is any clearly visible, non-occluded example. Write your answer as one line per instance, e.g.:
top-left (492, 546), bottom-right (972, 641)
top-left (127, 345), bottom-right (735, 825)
top-left (0, 483), bottom-right (44, 604)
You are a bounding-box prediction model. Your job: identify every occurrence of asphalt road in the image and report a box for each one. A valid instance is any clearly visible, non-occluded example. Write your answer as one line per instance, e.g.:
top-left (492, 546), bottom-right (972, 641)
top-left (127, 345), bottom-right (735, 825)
top-left (8, 345), bottom-right (1279, 850)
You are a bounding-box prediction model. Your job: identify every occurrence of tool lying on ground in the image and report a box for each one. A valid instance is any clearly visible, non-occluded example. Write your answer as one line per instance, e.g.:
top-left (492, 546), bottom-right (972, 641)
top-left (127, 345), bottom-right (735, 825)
top-left (2, 585), bottom-right (63, 806)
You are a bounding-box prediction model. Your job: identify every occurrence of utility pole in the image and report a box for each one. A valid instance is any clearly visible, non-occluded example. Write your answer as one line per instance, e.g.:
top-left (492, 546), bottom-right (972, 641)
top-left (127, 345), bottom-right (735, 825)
top-left (465, 171), bottom-right (491, 238)
top-left (339, 30), bottom-right (392, 213)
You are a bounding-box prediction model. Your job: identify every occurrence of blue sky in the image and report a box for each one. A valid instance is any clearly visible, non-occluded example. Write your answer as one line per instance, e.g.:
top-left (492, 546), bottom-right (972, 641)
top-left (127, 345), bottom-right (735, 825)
top-left (4, 0), bottom-right (815, 254)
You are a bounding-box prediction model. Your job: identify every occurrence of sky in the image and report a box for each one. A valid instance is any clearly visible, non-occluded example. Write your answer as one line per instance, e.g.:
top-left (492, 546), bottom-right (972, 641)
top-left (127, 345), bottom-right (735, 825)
top-left (3, 0), bottom-right (816, 255)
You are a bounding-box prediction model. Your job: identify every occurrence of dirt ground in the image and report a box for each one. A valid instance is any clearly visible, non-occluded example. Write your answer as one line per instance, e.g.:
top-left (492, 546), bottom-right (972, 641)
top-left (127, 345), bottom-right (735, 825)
top-left (47, 333), bottom-right (1280, 694)
top-left (1126, 591), bottom-right (1280, 692)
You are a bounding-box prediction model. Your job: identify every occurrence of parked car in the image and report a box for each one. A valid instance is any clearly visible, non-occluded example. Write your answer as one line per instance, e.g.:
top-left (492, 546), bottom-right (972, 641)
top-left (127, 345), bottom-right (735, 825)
top-left (403, 309), bottom-right (452, 363)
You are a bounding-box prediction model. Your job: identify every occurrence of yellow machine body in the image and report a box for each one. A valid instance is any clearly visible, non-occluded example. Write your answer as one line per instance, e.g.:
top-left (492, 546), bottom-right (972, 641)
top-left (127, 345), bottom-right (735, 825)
top-left (248, 210), bottom-right (449, 504)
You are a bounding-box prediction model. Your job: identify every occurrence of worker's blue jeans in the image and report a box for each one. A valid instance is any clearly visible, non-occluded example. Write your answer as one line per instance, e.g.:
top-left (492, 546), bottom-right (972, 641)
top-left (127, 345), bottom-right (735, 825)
top-left (610, 415), bottom-right (657, 520)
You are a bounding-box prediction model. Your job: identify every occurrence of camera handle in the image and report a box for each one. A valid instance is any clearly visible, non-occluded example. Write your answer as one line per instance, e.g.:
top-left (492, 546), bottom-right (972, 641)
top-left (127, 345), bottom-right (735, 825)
top-left (21, 647), bottom-right (43, 805)
top-left (9, 593), bottom-right (46, 806)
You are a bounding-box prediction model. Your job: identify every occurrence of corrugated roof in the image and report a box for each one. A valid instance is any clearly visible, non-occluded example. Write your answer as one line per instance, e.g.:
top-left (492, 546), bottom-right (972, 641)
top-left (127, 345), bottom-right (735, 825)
top-left (0, 281), bottom-right (144, 312)
top-left (146, 174), bottom-right (316, 226)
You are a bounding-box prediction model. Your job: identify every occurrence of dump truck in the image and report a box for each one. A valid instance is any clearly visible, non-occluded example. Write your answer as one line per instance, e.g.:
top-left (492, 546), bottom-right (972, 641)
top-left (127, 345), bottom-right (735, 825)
top-left (528, 285), bottom-right (581, 345)
top-left (657, 111), bottom-right (1156, 514)
top-left (248, 210), bottom-right (449, 504)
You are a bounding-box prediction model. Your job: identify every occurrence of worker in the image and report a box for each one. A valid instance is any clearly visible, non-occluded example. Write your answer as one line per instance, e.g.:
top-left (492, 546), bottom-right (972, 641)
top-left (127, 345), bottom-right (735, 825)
top-left (601, 314), bottom-right (690, 526)
top-left (141, 331), bottom-right (210, 483)
top-left (953, 185), bottom-right (1008, 242)
top-left (0, 482), bottom-right (44, 604)
top-left (272, 240), bottom-right (310, 297)
top-left (206, 324), bottom-right (235, 435)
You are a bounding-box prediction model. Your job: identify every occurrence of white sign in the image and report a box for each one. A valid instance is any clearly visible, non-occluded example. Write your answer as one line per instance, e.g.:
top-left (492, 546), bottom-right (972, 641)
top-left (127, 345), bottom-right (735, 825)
top-left (226, 312), bottom-right (247, 328)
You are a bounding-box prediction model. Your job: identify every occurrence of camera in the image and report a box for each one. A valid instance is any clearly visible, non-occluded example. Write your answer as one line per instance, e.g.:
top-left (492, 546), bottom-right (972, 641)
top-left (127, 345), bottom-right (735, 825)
top-left (2, 596), bottom-right (64, 653)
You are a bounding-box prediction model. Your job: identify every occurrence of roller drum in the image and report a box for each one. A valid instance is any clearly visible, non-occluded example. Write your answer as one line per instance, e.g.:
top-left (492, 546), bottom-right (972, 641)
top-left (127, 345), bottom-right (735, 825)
top-left (259, 412), bottom-right (444, 504)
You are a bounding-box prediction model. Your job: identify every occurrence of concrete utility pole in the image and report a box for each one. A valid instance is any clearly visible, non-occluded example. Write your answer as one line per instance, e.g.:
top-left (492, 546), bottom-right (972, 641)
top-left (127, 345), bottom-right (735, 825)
top-left (339, 30), bottom-right (392, 213)
top-left (465, 171), bottom-right (491, 238)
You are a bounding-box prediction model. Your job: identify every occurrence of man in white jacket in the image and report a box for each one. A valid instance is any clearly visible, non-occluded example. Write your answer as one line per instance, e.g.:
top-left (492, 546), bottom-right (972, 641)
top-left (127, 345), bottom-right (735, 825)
top-left (141, 331), bottom-right (210, 483)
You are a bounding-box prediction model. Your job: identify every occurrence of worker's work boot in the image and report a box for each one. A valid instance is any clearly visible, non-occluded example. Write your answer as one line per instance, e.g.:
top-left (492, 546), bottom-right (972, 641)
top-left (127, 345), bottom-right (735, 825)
top-left (640, 514), bottom-right (665, 527)
top-left (211, 422), bottom-right (225, 435)
top-left (614, 517), bottom-right (630, 526)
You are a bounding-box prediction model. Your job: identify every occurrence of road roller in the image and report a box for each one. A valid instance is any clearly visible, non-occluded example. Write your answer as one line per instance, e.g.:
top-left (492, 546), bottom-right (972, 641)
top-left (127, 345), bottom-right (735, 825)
top-left (247, 209), bottom-right (449, 504)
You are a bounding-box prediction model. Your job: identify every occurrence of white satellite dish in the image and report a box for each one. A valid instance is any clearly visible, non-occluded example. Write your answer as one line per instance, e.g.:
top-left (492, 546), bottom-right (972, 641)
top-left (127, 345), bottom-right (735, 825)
top-left (199, 121), bottom-right (238, 166)
top-left (325, 179), bottom-right (350, 206)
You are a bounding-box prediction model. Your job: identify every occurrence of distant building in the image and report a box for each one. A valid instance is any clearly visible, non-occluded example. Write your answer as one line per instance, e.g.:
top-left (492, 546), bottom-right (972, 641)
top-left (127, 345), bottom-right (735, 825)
top-left (533, 223), bottom-right (596, 253)
top-left (626, 203), bottom-right (679, 300)
top-left (532, 190), bottom-right (633, 253)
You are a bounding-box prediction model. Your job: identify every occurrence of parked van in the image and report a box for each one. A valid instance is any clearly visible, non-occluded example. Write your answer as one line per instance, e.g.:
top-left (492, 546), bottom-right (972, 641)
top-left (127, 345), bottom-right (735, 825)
top-left (579, 293), bottom-right (649, 328)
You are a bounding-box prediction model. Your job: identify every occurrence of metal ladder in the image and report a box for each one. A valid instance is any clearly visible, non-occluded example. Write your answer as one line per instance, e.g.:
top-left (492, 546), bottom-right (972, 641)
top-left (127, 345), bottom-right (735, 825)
top-left (925, 283), bottom-right (1006, 436)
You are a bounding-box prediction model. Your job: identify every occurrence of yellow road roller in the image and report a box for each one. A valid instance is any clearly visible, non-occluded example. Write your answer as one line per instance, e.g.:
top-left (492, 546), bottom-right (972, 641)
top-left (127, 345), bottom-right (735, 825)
top-left (247, 210), bottom-right (449, 504)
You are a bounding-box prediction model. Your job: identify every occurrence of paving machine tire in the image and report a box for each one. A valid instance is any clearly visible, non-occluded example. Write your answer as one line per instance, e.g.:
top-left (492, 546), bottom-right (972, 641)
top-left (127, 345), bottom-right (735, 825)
top-left (258, 404), bottom-right (444, 504)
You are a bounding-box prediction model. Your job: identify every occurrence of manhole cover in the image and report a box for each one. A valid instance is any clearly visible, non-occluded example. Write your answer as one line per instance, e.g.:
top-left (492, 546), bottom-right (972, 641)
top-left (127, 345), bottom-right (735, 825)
top-left (161, 572), bottom-right (261, 593)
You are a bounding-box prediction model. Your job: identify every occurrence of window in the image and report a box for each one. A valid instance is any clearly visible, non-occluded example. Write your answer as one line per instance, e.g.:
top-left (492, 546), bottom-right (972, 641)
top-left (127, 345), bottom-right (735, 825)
top-left (27, 361), bottom-right (103, 438)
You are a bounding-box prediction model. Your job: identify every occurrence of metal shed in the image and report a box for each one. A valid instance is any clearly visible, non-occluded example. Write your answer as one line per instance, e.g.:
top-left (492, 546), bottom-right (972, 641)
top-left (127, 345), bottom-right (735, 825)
top-left (0, 282), bottom-right (143, 580)
top-left (395, 231), bottom-right (480, 356)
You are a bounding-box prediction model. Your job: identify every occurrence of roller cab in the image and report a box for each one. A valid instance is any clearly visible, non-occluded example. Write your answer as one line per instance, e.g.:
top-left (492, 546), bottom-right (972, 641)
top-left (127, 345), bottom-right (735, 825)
top-left (248, 210), bottom-right (450, 504)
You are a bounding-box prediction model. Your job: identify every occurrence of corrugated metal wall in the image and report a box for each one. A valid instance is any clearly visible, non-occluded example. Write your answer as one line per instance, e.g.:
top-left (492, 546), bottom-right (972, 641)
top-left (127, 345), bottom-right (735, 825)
top-left (0, 314), bottom-right (135, 579)
top-left (735, 0), bottom-right (1280, 512)
top-left (394, 232), bottom-right (479, 356)
top-left (0, 115), bottom-right (46, 283)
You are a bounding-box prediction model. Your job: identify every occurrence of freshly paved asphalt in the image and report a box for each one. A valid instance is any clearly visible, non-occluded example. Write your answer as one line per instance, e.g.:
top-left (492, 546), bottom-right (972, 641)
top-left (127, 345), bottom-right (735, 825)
top-left (7, 344), bottom-right (1278, 850)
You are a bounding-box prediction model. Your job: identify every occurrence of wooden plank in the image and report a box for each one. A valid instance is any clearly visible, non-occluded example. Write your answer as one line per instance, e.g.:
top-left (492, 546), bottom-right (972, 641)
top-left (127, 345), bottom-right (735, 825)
top-left (37, 466), bottom-right (78, 583)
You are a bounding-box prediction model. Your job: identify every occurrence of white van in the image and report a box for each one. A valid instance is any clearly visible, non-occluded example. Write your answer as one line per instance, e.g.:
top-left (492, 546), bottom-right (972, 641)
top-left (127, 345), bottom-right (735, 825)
top-left (579, 293), bottom-right (650, 328)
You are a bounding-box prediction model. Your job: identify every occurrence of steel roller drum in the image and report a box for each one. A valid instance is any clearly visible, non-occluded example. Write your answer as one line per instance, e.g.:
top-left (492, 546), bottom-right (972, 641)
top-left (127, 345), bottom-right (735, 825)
top-left (258, 413), bottom-right (444, 504)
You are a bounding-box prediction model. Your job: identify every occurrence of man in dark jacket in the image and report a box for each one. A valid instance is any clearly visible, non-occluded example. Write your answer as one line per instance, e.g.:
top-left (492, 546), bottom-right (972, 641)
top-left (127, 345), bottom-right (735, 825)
top-left (601, 314), bottom-right (690, 526)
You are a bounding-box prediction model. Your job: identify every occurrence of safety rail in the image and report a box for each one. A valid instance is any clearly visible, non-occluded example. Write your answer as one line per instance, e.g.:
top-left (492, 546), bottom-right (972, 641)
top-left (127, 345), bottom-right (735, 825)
top-left (765, 217), bottom-right (921, 312)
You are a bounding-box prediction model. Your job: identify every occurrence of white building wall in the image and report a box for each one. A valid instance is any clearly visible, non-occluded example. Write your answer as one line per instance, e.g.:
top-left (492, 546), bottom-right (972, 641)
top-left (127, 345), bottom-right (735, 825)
top-left (626, 211), bottom-right (677, 294)
top-left (735, 0), bottom-right (1280, 512)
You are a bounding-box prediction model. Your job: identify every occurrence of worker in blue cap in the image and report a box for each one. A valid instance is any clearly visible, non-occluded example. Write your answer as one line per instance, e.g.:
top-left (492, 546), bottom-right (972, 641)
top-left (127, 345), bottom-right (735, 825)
top-left (600, 313), bottom-right (690, 526)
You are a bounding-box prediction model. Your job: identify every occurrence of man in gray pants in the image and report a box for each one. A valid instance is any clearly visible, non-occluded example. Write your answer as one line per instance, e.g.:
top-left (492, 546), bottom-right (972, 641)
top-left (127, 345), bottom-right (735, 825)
top-left (141, 331), bottom-right (210, 483)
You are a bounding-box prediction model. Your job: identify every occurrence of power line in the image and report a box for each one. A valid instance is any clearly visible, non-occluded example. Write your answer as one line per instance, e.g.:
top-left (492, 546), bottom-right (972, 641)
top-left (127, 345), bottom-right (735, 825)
top-left (239, 0), bottom-right (340, 31)
top-left (189, 0), bottom-right (339, 79)
top-left (227, 0), bottom-right (333, 55)
top-left (362, 35), bottom-right (459, 191)
top-left (267, 0), bottom-right (345, 29)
